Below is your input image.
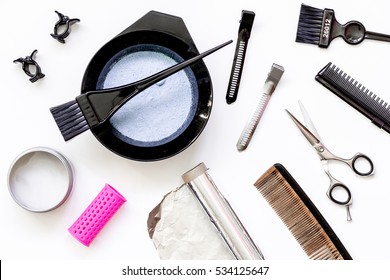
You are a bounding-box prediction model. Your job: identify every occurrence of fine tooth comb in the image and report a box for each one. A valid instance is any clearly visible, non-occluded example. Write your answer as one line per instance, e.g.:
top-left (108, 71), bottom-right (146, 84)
top-left (49, 40), bottom-right (232, 141)
top-left (226, 10), bottom-right (255, 104)
top-left (254, 164), bottom-right (352, 260)
top-left (236, 63), bottom-right (284, 151)
top-left (316, 62), bottom-right (390, 134)
top-left (296, 3), bottom-right (390, 48)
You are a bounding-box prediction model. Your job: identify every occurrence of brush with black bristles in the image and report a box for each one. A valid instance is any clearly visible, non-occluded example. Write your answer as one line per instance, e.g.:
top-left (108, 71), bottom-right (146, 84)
top-left (254, 164), bottom-right (352, 260)
top-left (49, 40), bottom-right (232, 141)
top-left (296, 3), bottom-right (390, 48)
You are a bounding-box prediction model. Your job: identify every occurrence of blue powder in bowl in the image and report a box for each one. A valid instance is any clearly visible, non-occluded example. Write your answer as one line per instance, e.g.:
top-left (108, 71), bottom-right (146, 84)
top-left (96, 44), bottom-right (199, 147)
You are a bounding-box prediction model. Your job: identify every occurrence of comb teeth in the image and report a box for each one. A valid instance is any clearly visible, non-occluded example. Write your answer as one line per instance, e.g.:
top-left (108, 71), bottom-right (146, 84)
top-left (296, 4), bottom-right (325, 45)
top-left (317, 62), bottom-right (390, 131)
top-left (50, 100), bottom-right (89, 141)
top-left (254, 164), bottom-right (352, 260)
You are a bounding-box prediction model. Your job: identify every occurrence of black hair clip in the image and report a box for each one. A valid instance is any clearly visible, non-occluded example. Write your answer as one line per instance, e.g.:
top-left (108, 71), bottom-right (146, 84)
top-left (13, 50), bottom-right (45, 83)
top-left (50, 11), bottom-right (80, 43)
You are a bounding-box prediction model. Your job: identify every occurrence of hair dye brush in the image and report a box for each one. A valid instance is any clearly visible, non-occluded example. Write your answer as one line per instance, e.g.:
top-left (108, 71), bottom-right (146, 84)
top-left (50, 40), bottom-right (231, 141)
top-left (296, 3), bottom-right (390, 48)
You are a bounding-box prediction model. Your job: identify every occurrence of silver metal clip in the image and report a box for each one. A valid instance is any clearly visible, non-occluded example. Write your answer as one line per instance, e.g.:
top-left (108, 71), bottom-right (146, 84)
top-left (236, 63), bottom-right (284, 151)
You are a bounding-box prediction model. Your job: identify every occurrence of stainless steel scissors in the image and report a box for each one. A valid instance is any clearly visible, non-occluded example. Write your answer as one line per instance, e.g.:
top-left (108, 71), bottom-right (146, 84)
top-left (286, 102), bottom-right (374, 221)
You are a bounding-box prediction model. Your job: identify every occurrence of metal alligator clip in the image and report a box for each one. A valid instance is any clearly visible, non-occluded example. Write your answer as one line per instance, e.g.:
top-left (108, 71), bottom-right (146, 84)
top-left (236, 63), bottom-right (284, 151)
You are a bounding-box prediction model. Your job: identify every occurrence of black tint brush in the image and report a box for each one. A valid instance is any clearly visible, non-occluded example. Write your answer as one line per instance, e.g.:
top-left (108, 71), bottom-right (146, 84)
top-left (50, 40), bottom-right (232, 141)
top-left (296, 3), bottom-right (390, 48)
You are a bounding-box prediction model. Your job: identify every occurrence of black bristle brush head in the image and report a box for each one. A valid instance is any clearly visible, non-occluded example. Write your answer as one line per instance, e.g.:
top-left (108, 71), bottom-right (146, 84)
top-left (296, 4), bottom-right (336, 48)
top-left (296, 4), bottom-right (324, 45)
top-left (49, 100), bottom-right (89, 141)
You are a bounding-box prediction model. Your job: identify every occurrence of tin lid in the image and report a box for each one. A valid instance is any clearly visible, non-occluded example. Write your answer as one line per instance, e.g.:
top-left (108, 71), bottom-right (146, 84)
top-left (181, 162), bottom-right (208, 184)
top-left (7, 147), bottom-right (73, 212)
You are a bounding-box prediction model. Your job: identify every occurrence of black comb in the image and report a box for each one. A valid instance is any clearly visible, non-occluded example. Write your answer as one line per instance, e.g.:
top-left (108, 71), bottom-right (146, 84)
top-left (226, 10), bottom-right (255, 104)
top-left (316, 62), bottom-right (390, 134)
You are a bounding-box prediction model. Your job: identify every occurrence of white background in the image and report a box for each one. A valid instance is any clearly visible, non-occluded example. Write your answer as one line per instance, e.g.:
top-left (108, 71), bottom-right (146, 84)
top-left (1, 0), bottom-right (390, 263)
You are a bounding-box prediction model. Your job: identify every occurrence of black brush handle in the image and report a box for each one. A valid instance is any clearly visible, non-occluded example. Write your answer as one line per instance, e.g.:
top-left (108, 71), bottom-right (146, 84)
top-left (327, 19), bottom-right (390, 46)
top-left (319, 8), bottom-right (366, 47)
top-left (77, 40), bottom-right (232, 128)
top-left (322, 10), bottom-right (390, 46)
top-left (365, 30), bottom-right (390, 42)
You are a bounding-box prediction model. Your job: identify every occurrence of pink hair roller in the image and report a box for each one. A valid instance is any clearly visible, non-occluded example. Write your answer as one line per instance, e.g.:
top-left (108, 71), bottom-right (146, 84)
top-left (68, 184), bottom-right (126, 246)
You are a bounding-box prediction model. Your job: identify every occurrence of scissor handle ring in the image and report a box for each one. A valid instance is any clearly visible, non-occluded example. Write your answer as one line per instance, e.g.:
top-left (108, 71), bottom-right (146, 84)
top-left (328, 183), bottom-right (352, 205)
top-left (351, 154), bottom-right (374, 176)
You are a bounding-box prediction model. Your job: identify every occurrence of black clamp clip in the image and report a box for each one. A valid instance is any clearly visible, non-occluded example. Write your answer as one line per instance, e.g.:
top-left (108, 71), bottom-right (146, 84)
top-left (50, 11), bottom-right (80, 43)
top-left (13, 50), bottom-right (45, 83)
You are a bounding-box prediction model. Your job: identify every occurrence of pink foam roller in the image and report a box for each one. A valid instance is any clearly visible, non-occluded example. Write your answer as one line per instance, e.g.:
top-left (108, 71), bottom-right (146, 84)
top-left (68, 184), bottom-right (126, 246)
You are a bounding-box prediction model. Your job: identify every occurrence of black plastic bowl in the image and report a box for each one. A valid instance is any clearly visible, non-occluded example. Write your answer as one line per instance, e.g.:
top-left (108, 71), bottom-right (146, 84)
top-left (80, 12), bottom-right (212, 161)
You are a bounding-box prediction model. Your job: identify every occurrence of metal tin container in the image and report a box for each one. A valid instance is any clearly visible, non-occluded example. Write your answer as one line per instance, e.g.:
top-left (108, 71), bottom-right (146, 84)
top-left (7, 147), bottom-right (73, 212)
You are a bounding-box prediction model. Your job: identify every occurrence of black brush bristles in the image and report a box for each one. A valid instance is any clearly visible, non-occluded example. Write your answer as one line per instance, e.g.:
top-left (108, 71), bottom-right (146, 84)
top-left (254, 164), bottom-right (352, 260)
top-left (296, 4), bottom-right (325, 45)
top-left (50, 100), bottom-right (89, 141)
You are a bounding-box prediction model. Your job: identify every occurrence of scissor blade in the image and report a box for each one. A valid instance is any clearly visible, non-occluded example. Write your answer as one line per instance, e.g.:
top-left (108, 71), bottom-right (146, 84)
top-left (298, 101), bottom-right (322, 141)
top-left (285, 109), bottom-right (320, 146)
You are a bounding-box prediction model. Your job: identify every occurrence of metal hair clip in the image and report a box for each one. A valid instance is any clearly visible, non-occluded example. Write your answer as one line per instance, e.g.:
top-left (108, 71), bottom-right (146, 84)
top-left (50, 10), bottom-right (80, 43)
top-left (13, 49), bottom-right (45, 83)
